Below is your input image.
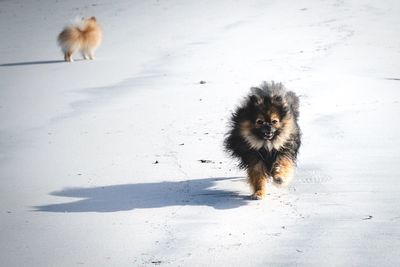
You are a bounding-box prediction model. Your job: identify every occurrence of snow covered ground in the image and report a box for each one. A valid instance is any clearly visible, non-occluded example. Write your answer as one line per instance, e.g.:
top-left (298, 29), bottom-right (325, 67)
top-left (1, 0), bottom-right (400, 266)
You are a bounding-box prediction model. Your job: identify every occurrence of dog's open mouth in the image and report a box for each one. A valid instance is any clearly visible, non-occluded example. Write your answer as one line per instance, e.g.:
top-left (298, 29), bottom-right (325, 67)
top-left (263, 133), bottom-right (274, 140)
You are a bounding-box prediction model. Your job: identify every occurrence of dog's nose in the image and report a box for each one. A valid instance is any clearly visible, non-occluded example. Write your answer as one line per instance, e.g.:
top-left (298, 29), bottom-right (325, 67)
top-left (261, 125), bottom-right (271, 133)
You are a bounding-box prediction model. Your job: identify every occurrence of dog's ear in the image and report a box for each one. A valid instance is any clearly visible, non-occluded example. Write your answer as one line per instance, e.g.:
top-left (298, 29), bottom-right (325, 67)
top-left (272, 95), bottom-right (283, 104)
top-left (285, 91), bottom-right (300, 119)
top-left (249, 94), bottom-right (263, 106)
top-left (249, 87), bottom-right (264, 105)
top-left (90, 16), bottom-right (97, 21)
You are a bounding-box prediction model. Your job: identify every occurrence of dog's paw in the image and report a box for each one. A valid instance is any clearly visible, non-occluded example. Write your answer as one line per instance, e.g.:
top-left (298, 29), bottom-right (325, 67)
top-left (271, 163), bottom-right (293, 187)
top-left (272, 175), bottom-right (291, 188)
top-left (251, 190), bottom-right (265, 200)
top-left (273, 176), bottom-right (284, 184)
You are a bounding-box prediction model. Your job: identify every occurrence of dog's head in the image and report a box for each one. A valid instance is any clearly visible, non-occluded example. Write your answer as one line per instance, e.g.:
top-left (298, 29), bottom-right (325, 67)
top-left (82, 16), bottom-right (97, 22)
top-left (233, 82), bottom-right (299, 150)
top-left (80, 16), bottom-right (99, 29)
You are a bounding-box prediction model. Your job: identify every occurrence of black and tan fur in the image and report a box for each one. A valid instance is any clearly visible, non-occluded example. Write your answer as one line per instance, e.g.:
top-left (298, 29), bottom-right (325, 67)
top-left (224, 81), bottom-right (301, 199)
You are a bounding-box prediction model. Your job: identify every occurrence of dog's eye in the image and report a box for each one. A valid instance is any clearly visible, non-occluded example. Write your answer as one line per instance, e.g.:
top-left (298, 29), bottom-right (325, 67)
top-left (271, 119), bottom-right (279, 124)
top-left (256, 119), bottom-right (264, 125)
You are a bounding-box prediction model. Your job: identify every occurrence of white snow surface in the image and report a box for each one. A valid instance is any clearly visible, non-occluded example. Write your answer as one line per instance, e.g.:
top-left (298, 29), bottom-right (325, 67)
top-left (1, 0), bottom-right (400, 266)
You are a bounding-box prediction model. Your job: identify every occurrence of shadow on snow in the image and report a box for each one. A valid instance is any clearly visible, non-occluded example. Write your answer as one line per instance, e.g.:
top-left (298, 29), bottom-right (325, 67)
top-left (0, 59), bottom-right (88, 67)
top-left (34, 177), bottom-right (250, 213)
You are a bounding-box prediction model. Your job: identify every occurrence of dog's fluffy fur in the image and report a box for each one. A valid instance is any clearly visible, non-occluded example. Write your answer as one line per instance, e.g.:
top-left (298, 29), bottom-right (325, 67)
top-left (57, 16), bottom-right (102, 62)
top-left (224, 81), bottom-right (301, 199)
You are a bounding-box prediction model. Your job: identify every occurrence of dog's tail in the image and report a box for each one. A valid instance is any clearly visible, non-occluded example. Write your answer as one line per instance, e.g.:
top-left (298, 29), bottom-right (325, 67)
top-left (285, 91), bottom-right (300, 119)
top-left (57, 27), bottom-right (80, 52)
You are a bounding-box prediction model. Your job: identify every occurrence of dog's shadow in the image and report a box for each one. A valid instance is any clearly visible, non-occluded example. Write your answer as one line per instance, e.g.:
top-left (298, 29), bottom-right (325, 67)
top-left (0, 60), bottom-right (65, 67)
top-left (0, 59), bottom-right (87, 67)
top-left (34, 177), bottom-right (250, 213)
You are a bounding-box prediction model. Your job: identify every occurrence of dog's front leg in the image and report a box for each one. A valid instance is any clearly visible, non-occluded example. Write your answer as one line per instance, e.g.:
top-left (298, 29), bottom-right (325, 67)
top-left (271, 156), bottom-right (294, 187)
top-left (248, 162), bottom-right (269, 200)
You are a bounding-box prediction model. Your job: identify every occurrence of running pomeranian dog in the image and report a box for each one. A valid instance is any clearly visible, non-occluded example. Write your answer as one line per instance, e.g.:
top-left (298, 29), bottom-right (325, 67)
top-left (57, 16), bottom-right (102, 62)
top-left (224, 81), bottom-right (301, 200)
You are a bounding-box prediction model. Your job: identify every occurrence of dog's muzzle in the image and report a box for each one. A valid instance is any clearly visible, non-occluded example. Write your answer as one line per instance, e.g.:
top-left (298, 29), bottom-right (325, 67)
top-left (261, 125), bottom-right (275, 140)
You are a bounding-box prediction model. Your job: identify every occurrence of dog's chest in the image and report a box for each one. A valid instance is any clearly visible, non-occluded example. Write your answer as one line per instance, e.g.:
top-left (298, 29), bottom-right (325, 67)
top-left (257, 147), bottom-right (277, 172)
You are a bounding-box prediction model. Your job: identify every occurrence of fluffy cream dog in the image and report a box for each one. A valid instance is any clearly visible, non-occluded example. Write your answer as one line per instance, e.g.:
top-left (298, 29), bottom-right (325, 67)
top-left (57, 16), bottom-right (102, 62)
